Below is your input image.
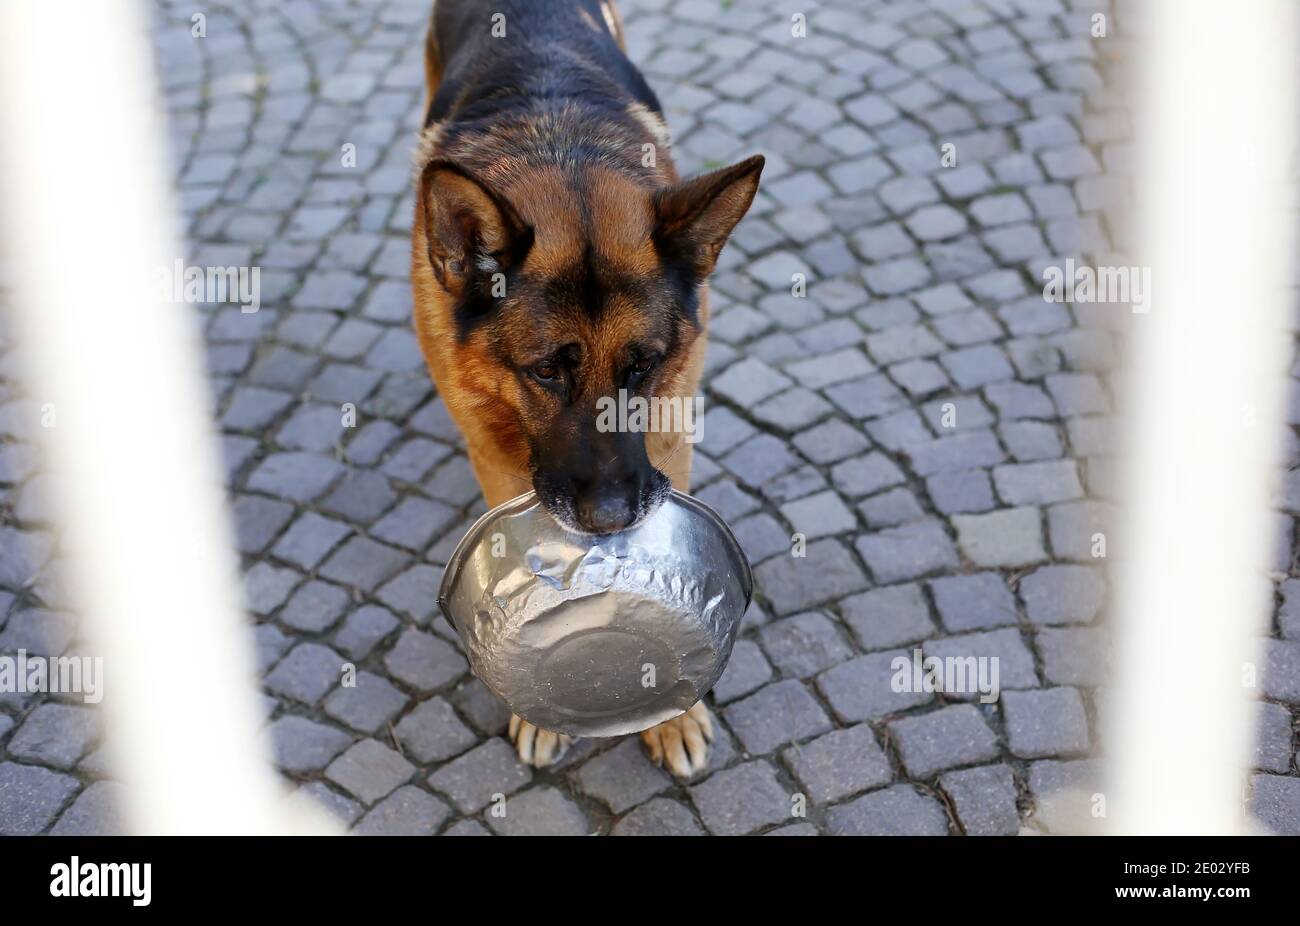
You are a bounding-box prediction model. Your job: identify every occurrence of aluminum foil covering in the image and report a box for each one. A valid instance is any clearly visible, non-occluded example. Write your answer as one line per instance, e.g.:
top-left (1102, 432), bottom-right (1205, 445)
top-left (438, 491), bottom-right (754, 738)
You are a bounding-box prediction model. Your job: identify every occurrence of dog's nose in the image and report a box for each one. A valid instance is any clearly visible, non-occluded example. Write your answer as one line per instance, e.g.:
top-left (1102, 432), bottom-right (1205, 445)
top-left (575, 484), bottom-right (636, 534)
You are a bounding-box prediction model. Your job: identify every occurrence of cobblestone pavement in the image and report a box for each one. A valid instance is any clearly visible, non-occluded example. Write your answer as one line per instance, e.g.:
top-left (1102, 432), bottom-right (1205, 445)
top-left (1, 0), bottom-right (1298, 836)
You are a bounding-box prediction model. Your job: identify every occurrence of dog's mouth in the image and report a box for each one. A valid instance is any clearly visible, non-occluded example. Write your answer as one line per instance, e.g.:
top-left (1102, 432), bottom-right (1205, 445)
top-left (534, 469), bottom-right (672, 536)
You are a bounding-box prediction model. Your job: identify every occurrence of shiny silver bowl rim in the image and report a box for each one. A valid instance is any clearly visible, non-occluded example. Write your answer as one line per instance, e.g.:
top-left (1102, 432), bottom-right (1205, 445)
top-left (437, 489), bottom-right (755, 623)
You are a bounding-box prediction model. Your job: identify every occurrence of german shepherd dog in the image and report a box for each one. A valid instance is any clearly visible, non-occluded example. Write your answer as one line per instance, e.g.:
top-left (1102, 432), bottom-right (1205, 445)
top-left (411, 0), bottom-right (763, 778)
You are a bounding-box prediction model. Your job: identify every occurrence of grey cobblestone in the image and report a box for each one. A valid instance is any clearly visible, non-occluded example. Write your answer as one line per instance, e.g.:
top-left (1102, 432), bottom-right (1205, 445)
top-left (855, 519), bottom-right (958, 583)
top-left (48, 781), bottom-right (127, 837)
top-left (941, 345), bottom-right (1014, 390)
top-left (3, 0), bottom-right (1240, 837)
top-left (353, 785), bottom-right (450, 836)
top-left (1047, 500), bottom-right (1115, 562)
top-left (0, 610), bottom-right (76, 660)
top-left (448, 679), bottom-right (512, 737)
top-left (859, 487), bottom-right (926, 528)
top-left (730, 512), bottom-right (790, 565)
top-left (280, 580), bottom-right (350, 633)
top-left (248, 621), bottom-right (289, 671)
top-left (383, 629), bottom-right (467, 694)
top-left (924, 629), bottom-right (1039, 696)
top-left (393, 697), bottom-right (476, 764)
top-left (890, 359), bottom-right (950, 397)
top-left (575, 739), bottom-right (672, 814)
top-left (826, 784), bottom-right (950, 836)
top-left (721, 433), bottom-right (800, 487)
top-left (1001, 420), bottom-right (1064, 461)
top-left (889, 704), bottom-right (1000, 777)
top-left (994, 460), bottom-right (1084, 506)
top-left (712, 357), bottom-right (792, 406)
top-left (754, 539), bottom-right (868, 615)
top-left (780, 491), bottom-right (857, 539)
top-left (817, 649), bottom-right (934, 722)
top-left (830, 452), bottom-right (906, 498)
top-left (265, 643), bottom-right (344, 705)
top-left (758, 612), bottom-right (854, 679)
top-left (247, 452), bottom-right (344, 502)
top-left (7, 704), bottom-right (98, 770)
top-left (953, 506), bottom-right (1047, 567)
top-left (244, 562), bottom-right (301, 616)
top-left (272, 512), bottom-right (352, 570)
top-left (1027, 759), bottom-right (1103, 834)
top-left (1280, 579), bottom-right (1300, 640)
top-left (939, 764), bottom-right (1019, 836)
top-left (840, 583), bottom-right (937, 650)
top-left (1020, 565), bottom-right (1106, 625)
top-left (428, 738), bottom-right (532, 814)
top-left (689, 761), bottom-right (791, 836)
top-left (1037, 627), bottom-right (1108, 688)
top-left (712, 639), bottom-right (773, 705)
top-left (610, 797), bottom-right (705, 836)
top-left (436, 818), bottom-right (487, 836)
top-left (319, 536), bottom-right (407, 592)
top-left (232, 495), bottom-right (294, 554)
top-left (1002, 688), bottom-right (1091, 759)
top-left (784, 723), bottom-right (892, 804)
top-left (926, 469), bottom-right (996, 514)
top-left (323, 672), bottom-right (409, 734)
top-left (270, 716), bottom-right (351, 775)
top-left (1251, 774), bottom-right (1300, 835)
top-left (488, 786), bottom-right (590, 836)
top-left (929, 572), bottom-right (1017, 631)
top-left (376, 565), bottom-right (442, 625)
top-left (0, 762), bottom-right (79, 835)
top-left (905, 429), bottom-right (1006, 476)
top-left (724, 680), bottom-right (832, 754)
top-left (333, 605), bottom-right (399, 661)
top-left (325, 739), bottom-right (416, 805)
top-left (1253, 702), bottom-right (1294, 774)
top-left (1262, 640), bottom-right (1300, 704)
top-left (759, 465), bottom-right (821, 509)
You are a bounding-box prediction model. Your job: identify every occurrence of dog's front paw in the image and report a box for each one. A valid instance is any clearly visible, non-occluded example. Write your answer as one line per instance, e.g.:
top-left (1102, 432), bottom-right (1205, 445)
top-left (508, 714), bottom-right (575, 768)
top-left (641, 702), bottom-right (714, 779)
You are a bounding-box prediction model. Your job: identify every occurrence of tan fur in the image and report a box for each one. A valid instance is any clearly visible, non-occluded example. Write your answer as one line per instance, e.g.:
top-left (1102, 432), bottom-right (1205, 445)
top-left (629, 102), bottom-right (672, 153)
top-left (601, 0), bottom-right (627, 50)
top-left (413, 160), bottom-right (710, 506)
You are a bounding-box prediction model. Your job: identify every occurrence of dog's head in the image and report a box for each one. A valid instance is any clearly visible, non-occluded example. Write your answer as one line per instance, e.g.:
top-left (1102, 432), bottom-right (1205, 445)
top-left (418, 154), bottom-right (763, 534)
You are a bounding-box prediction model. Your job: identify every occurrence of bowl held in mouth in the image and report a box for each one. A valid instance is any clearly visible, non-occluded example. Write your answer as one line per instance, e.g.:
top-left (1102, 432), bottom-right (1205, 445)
top-left (437, 490), bottom-right (753, 738)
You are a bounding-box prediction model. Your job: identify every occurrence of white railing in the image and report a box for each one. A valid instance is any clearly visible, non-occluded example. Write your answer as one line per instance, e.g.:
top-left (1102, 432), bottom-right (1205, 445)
top-left (1107, 0), bottom-right (1296, 834)
top-left (0, 0), bottom-right (336, 835)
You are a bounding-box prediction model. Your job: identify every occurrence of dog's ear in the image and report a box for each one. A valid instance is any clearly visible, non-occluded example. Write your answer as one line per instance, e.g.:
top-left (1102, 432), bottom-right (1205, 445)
top-left (419, 160), bottom-right (533, 297)
top-left (654, 154), bottom-right (765, 278)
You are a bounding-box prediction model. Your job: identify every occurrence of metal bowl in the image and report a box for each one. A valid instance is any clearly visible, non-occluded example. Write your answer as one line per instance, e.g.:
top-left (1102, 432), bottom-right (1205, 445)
top-left (438, 491), bottom-right (753, 738)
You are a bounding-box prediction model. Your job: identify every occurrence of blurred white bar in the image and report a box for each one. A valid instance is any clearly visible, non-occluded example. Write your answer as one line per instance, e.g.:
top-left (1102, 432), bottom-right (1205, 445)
top-left (0, 0), bottom-right (335, 834)
top-left (1109, 0), bottom-right (1297, 833)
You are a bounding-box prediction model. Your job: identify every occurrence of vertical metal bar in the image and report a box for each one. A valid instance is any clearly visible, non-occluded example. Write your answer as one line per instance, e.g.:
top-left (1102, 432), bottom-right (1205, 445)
top-left (1109, 0), bottom-right (1297, 834)
top-left (0, 0), bottom-right (335, 834)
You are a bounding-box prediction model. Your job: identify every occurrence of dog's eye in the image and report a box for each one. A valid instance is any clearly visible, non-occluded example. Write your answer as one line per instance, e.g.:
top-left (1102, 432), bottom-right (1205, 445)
top-left (630, 356), bottom-right (656, 376)
top-left (531, 363), bottom-right (560, 382)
